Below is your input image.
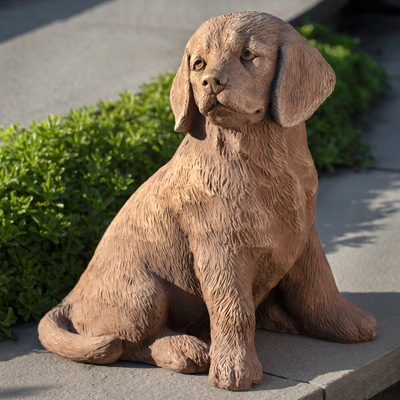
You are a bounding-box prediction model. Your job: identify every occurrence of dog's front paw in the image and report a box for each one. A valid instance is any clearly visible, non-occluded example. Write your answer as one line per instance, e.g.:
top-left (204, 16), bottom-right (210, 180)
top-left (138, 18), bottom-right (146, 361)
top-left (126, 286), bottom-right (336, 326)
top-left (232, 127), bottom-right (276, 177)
top-left (209, 346), bottom-right (263, 391)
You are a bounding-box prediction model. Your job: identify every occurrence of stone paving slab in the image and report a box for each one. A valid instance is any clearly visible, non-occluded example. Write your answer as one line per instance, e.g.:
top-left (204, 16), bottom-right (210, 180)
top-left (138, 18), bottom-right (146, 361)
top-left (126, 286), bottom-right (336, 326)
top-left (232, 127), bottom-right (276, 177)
top-left (316, 170), bottom-right (400, 292)
top-left (0, 322), bottom-right (322, 400)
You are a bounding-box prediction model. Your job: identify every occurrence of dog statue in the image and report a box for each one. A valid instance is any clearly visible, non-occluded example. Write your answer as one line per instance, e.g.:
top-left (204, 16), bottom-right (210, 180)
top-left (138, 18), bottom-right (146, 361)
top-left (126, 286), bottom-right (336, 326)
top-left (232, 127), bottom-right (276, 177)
top-left (39, 12), bottom-right (378, 391)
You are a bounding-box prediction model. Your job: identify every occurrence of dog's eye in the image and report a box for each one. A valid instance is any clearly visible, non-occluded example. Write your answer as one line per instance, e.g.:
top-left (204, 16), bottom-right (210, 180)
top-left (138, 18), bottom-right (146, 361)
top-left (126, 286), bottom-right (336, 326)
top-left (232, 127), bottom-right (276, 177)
top-left (241, 49), bottom-right (256, 62)
top-left (193, 59), bottom-right (206, 71)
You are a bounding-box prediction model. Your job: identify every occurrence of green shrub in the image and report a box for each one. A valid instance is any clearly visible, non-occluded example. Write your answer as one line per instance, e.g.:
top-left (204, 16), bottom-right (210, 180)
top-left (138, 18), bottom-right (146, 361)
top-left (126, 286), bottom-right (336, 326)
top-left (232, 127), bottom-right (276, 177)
top-left (298, 22), bottom-right (388, 171)
top-left (0, 23), bottom-right (388, 340)
top-left (0, 74), bottom-right (179, 340)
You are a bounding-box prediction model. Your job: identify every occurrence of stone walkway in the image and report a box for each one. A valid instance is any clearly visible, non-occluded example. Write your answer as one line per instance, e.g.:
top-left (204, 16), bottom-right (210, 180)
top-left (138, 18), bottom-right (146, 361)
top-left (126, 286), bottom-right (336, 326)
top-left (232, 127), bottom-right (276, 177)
top-left (0, 0), bottom-right (345, 128)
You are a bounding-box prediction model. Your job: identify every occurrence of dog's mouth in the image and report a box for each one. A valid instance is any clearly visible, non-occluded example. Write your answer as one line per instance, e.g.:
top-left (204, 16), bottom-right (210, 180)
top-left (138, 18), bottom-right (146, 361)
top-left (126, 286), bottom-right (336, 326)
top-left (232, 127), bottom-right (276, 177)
top-left (206, 100), bottom-right (262, 118)
top-left (204, 101), bottom-right (265, 129)
top-left (208, 101), bottom-right (235, 113)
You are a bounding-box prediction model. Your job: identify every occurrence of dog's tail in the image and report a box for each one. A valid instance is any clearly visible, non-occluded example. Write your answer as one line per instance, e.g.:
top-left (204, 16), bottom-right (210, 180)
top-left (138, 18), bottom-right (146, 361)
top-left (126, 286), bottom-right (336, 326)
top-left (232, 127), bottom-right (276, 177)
top-left (38, 304), bottom-right (123, 364)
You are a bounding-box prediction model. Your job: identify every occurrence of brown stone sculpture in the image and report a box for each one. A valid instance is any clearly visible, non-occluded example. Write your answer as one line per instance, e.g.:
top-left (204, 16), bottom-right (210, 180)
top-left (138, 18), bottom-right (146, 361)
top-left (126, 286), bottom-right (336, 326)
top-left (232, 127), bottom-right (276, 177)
top-left (38, 12), bottom-right (378, 391)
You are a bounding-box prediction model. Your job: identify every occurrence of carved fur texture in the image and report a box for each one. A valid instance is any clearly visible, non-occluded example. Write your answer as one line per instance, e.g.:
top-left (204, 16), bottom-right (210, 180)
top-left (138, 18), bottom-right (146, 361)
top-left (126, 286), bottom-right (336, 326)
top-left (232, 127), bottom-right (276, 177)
top-left (39, 12), bottom-right (378, 391)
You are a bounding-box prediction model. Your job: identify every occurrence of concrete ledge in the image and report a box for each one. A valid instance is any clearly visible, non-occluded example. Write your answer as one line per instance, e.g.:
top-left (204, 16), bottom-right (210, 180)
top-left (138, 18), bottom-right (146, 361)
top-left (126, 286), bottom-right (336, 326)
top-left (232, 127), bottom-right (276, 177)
top-left (0, 322), bottom-right (324, 400)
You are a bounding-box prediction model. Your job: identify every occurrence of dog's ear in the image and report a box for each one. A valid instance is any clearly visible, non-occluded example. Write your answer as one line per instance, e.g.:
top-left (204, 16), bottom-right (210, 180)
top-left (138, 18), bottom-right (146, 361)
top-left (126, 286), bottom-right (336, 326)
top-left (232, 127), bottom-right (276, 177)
top-left (270, 27), bottom-right (336, 128)
top-left (170, 52), bottom-right (206, 140)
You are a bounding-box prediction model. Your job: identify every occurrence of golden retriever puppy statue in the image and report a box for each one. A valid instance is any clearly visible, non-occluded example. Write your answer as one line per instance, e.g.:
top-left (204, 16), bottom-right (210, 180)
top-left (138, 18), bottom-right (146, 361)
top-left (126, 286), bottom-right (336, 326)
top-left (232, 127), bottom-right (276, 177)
top-left (39, 12), bottom-right (378, 391)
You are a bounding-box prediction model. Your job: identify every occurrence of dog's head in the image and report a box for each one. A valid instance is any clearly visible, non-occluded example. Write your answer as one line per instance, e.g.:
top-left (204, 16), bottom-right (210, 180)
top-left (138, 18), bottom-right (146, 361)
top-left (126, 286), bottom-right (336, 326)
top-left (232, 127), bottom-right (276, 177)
top-left (170, 12), bottom-right (335, 138)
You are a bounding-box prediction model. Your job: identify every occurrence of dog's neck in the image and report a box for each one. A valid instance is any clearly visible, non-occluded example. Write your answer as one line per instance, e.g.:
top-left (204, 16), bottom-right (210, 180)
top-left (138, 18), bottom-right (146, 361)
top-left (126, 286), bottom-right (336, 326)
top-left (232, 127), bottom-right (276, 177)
top-left (196, 119), bottom-right (288, 171)
top-left (172, 118), bottom-right (315, 208)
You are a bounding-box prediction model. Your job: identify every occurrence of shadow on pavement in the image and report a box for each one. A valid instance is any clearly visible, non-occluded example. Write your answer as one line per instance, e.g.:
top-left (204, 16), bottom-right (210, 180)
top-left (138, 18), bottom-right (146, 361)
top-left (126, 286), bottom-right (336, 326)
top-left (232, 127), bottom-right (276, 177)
top-left (0, 386), bottom-right (55, 399)
top-left (316, 169), bottom-right (400, 255)
top-left (0, 0), bottom-right (112, 43)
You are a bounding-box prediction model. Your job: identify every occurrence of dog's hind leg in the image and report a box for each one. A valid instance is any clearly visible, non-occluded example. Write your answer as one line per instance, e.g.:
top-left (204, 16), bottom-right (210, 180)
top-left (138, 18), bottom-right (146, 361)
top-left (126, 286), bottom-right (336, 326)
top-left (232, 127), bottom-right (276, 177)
top-left (39, 268), bottom-right (171, 365)
top-left (67, 267), bottom-right (210, 373)
top-left (278, 224), bottom-right (378, 343)
top-left (122, 326), bottom-right (210, 373)
top-left (256, 286), bottom-right (301, 334)
top-left (102, 268), bottom-right (210, 373)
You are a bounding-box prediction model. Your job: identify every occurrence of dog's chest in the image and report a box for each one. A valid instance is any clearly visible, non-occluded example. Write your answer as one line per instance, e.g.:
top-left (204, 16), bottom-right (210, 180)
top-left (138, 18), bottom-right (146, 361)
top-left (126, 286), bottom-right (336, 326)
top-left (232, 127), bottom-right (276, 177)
top-left (170, 126), bottom-right (317, 266)
top-left (180, 159), bottom-right (312, 257)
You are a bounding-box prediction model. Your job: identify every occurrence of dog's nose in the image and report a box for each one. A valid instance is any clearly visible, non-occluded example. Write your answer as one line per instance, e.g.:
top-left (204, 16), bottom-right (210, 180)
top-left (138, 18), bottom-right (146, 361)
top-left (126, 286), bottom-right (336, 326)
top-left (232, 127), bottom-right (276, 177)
top-left (202, 71), bottom-right (228, 95)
